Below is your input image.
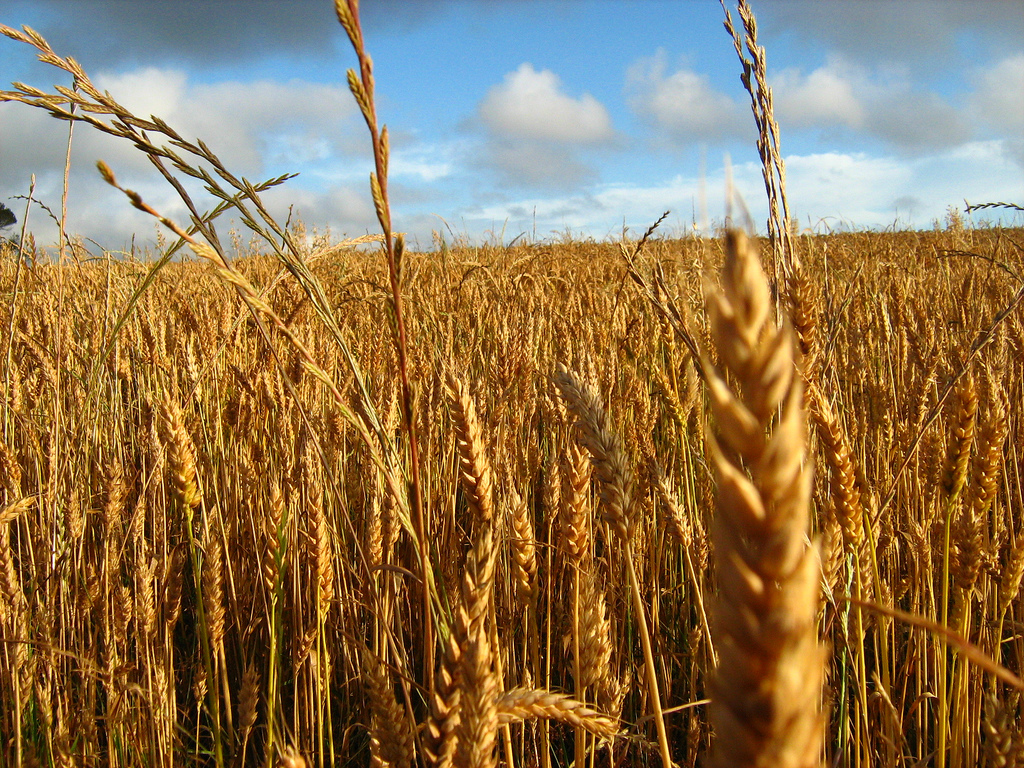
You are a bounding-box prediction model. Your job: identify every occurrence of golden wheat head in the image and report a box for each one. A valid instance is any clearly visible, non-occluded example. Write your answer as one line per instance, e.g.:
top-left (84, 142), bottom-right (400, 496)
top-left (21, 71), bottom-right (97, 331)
top-left (704, 229), bottom-right (825, 768)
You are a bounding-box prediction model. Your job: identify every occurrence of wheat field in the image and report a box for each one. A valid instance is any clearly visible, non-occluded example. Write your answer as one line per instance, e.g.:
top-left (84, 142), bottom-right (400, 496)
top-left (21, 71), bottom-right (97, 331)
top-left (1, 2), bottom-right (1023, 767)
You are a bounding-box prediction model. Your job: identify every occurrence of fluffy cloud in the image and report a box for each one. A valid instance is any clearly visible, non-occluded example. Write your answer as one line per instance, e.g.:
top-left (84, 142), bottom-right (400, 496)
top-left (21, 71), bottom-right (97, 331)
top-left (626, 50), bottom-right (747, 142)
top-left (783, 143), bottom-right (1022, 228)
top-left (478, 63), bottom-right (614, 144)
top-left (772, 58), bottom-right (970, 152)
top-left (782, 152), bottom-right (913, 224)
top-left (0, 158), bottom-right (202, 252)
top-left (971, 53), bottom-right (1024, 134)
top-left (0, 65), bottom-right (368, 249)
top-left (0, 97), bottom-right (169, 247)
top-left (473, 64), bottom-right (614, 190)
top-left (257, 183), bottom-right (380, 237)
top-left (626, 51), bottom-right (971, 155)
top-left (93, 69), bottom-right (361, 173)
top-left (773, 65), bottom-right (864, 128)
top-left (389, 143), bottom-right (457, 183)
top-left (460, 140), bottom-right (1024, 243)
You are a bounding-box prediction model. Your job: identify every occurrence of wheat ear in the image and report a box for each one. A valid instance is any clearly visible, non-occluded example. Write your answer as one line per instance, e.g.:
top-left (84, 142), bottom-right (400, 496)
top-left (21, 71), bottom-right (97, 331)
top-left (447, 374), bottom-right (499, 768)
top-left (424, 632), bottom-right (462, 768)
top-left (704, 229), bottom-right (825, 768)
top-left (237, 663), bottom-right (260, 768)
top-left (364, 651), bottom-right (414, 768)
top-left (496, 689), bottom-right (618, 738)
top-left (554, 364), bottom-right (672, 767)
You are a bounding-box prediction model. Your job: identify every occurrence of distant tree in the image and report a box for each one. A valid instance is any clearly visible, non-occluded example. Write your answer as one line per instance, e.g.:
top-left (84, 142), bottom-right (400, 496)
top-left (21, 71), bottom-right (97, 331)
top-left (0, 202), bottom-right (16, 230)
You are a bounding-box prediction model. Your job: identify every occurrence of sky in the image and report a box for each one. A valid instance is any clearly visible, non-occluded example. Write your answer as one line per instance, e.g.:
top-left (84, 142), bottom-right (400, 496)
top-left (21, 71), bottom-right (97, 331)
top-left (0, 0), bottom-right (1022, 253)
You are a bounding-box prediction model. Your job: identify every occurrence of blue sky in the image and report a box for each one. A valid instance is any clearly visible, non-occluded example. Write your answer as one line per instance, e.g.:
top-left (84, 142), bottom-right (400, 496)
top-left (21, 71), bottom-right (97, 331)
top-left (1, 0), bottom-right (1022, 252)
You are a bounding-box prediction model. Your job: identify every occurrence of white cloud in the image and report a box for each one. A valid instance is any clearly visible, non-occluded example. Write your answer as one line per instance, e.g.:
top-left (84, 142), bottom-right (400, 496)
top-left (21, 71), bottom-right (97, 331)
top-left (971, 53), bottom-right (1024, 134)
top-left (258, 183), bottom-right (379, 237)
top-left (783, 152), bottom-right (912, 224)
top-left (390, 144), bottom-right (455, 182)
top-left (783, 143), bottom-right (1022, 228)
top-left (463, 167), bottom-right (763, 239)
top-left (472, 64), bottom-right (614, 189)
top-left (7, 161), bottom-right (201, 251)
top-left (481, 139), bottom-right (597, 191)
top-left (85, 69), bottom-right (363, 176)
top-left (626, 50), bottom-right (746, 141)
top-left (1, 67), bottom-right (368, 249)
top-left (771, 58), bottom-right (970, 152)
top-left (94, 68), bottom-right (188, 123)
top-left (773, 64), bottom-right (864, 128)
top-left (459, 139), bottom-right (1024, 243)
top-left (478, 63), bottom-right (614, 144)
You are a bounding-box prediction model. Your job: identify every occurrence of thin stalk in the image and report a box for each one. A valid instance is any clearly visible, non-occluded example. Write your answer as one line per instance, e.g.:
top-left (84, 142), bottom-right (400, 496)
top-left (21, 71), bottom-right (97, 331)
top-left (853, 562), bottom-right (869, 768)
top-left (571, 568), bottom-right (585, 768)
top-left (622, 538), bottom-right (672, 766)
top-left (936, 495), bottom-right (958, 768)
top-left (265, 523), bottom-right (287, 768)
top-left (526, 588), bottom-right (548, 768)
top-left (861, 508), bottom-right (894, 758)
top-left (335, 0), bottom-right (433, 691)
top-left (183, 508), bottom-right (223, 768)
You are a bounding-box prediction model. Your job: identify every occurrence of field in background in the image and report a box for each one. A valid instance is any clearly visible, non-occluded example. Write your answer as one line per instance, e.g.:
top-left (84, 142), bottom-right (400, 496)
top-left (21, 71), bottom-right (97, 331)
top-left (1, 222), bottom-right (1022, 766)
